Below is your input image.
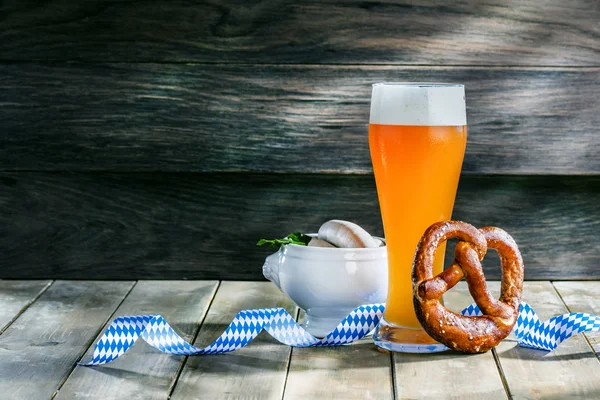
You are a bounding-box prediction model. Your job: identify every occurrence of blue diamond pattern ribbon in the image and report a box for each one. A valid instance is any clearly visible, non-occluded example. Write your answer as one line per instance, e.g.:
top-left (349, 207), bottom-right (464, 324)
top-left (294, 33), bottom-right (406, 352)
top-left (82, 302), bottom-right (600, 366)
top-left (463, 302), bottom-right (600, 351)
top-left (82, 304), bottom-right (384, 366)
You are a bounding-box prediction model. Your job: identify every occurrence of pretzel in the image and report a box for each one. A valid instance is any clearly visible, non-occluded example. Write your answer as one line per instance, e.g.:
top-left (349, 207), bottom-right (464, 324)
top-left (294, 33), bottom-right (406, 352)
top-left (412, 221), bottom-right (524, 353)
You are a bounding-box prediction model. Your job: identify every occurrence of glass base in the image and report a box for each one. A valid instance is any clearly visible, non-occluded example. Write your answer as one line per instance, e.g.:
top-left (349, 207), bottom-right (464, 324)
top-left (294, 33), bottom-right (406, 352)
top-left (373, 316), bottom-right (449, 353)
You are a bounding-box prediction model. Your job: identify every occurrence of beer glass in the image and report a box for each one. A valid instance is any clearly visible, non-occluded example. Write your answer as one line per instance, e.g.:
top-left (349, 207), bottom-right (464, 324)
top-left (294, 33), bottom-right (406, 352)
top-left (369, 83), bottom-right (467, 352)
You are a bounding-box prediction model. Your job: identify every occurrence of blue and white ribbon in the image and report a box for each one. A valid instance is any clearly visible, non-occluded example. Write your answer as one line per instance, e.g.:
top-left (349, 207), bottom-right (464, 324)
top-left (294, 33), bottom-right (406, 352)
top-left (82, 304), bottom-right (384, 366)
top-left (463, 302), bottom-right (600, 351)
top-left (82, 302), bottom-right (599, 366)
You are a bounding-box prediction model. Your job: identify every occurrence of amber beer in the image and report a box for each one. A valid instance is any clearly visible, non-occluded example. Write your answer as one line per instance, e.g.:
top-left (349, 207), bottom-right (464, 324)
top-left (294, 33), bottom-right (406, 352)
top-left (369, 83), bottom-right (467, 352)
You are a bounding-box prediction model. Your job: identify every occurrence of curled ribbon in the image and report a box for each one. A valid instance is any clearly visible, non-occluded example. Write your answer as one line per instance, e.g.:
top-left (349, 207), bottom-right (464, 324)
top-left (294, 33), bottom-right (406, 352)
top-left (82, 304), bottom-right (384, 366)
top-left (463, 302), bottom-right (600, 351)
top-left (82, 302), bottom-right (599, 366)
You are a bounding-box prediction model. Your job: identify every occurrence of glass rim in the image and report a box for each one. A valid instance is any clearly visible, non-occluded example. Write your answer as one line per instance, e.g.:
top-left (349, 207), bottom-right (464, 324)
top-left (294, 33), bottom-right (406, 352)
top-left (372, 82), bottom-right (464, 88)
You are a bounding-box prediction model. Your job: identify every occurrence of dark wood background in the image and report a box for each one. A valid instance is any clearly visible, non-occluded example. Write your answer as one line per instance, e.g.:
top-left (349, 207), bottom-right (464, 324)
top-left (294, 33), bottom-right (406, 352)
top-left (1, 0), bottom-right (599, 280)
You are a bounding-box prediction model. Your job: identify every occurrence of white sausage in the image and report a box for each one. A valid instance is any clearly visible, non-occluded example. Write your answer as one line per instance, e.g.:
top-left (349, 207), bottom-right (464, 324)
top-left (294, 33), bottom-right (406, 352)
top-left (317, 220), bottom-right (379, 248)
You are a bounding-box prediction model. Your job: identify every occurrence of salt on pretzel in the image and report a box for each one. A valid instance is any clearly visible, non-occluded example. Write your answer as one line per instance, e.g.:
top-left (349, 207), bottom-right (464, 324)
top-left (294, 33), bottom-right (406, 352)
top-left (412, 221), bottom-right (524, 353)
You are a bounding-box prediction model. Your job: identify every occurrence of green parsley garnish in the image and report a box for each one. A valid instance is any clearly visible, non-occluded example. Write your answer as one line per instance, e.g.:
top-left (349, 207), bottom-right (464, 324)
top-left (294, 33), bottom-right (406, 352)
top-left (257, 232), bottom-right (312, 248)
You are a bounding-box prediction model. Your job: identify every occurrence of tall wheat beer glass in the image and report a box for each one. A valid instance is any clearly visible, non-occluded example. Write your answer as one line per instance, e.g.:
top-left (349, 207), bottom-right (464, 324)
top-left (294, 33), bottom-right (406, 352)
top-left (370, 83), bottom-right (467, 352)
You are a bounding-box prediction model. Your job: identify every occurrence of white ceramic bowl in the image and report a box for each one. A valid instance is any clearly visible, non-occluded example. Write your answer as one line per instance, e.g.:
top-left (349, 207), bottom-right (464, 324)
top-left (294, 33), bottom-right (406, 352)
top-left (262, 235), bottom-right (388, 337)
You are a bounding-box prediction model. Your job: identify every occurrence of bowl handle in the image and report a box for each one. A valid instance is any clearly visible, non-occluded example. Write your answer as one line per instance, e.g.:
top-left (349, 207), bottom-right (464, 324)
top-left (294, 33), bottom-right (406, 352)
top-left (262, 250), bottom-right (283, 290)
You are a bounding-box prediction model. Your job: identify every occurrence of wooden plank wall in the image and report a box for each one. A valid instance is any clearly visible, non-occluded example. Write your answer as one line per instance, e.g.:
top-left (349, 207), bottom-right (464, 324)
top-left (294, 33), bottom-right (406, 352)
top-left (1, 0), bottom-right (598, 279)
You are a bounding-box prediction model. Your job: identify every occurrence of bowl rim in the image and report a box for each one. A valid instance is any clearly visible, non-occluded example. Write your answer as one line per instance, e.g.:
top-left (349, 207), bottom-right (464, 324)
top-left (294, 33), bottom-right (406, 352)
top-left (286, 233), bottom-right (386, 252)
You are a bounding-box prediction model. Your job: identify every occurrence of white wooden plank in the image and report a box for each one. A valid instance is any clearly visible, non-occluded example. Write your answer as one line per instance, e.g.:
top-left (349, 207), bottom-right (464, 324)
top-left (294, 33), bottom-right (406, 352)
top-left (284, 328), bottom-right (394, 400)
top-left (496, 281), bottom-right (600, 399)
top-left (170, 281), bottom-right (297, 400)
top-left (0, 280), bottom-right (134, 400)
top-left (55, 280), bottom-right (218, 400)
top-left (553, 281), bottom-right (600, 355)
top-left (0, 280), bottom-right (52, 333)
top-left (393, 281), bottom-right (508, 399)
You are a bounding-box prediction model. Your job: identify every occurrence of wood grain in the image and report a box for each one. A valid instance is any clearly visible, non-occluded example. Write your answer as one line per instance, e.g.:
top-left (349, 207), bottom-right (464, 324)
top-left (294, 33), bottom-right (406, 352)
top-left (495, 282), bottom-right (600, 399)
top-left (54, 281), bottom-right (219, 400)
top-left (553, 281), bottom-right (600, 355)
top-left (0, 280), bottom-right (51, 334)
top-left (1, 64), bottom-right (599, 174)
top-left (171, 281), bottom-right (297, 400)
top-left (393, 281), bottom-right (507, 399)
top-left (0, 1), bottom-right (598, 65)
top-left (0, 173), bottom-right (598, 280)
top-left (0, 280), bottom-right (134, 400)
top-left (284, 308), bottom-right (393, 400)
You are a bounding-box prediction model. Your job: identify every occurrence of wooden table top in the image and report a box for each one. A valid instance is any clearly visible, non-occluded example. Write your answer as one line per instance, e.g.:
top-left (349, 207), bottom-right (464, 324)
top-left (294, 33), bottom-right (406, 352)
top-left (0, 280), bottom-right (598, 399)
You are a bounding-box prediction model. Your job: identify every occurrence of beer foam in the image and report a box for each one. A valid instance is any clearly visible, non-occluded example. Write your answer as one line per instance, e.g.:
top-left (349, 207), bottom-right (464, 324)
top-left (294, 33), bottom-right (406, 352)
top-left (370, 83), bottom-right (466, 126)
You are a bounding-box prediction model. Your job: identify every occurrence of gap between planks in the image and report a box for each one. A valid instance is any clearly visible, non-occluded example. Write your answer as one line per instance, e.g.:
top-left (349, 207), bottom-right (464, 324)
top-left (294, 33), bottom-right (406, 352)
top-left (392, 282), bottom-right (508, 400)
top-left (491, 348), bottom-right (513, 399)
top-left (0, 280), bottom-right (54, 335)
top-left (50, 281), bottom-right (139, 399)
top-left (279, 308), bottom-right (302, 400)
top-left (390, 352), bottom-right (397, 400)
top-left (169, 281), bottom-right (298, 399)
top-left (496, 282), bottom-right (600, 399)
top-left (551, 281), bottom-right (600, 363)
top-left (165, 280), bottom-right (222, 399)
